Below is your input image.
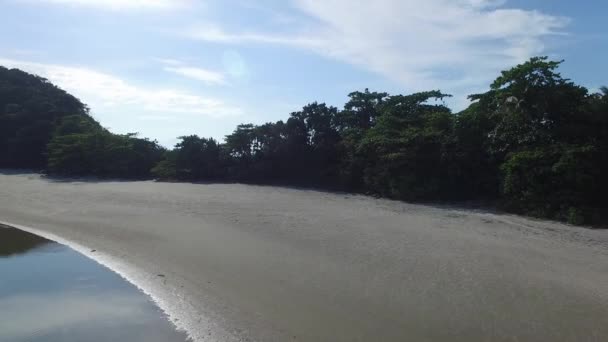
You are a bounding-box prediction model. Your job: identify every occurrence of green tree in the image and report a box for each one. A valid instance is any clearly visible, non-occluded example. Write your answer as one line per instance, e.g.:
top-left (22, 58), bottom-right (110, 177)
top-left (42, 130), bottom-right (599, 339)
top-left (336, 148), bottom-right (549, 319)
top-left (4, 59), bottom-right (608, 225)
top-left (0, 66), bottom-right (94, 168)
top-left (467, 57), bottom-right (607, 223)
top-left (360, 91), bottom-right (454, 200)
top-left (335, 89), bottom-right (388, 188)
top-left (172, 135), bottom-right (224, 180)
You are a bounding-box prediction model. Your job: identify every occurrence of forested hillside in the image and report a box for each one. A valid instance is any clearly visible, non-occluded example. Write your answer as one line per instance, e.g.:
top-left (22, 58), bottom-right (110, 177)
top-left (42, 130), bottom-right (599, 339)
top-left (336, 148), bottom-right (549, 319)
top-left (0, 66), bottom-right (95, 168)
top-left (1, 58), bottom-right (606, 225)
top-left (0, 66), bottom-right (164, 177)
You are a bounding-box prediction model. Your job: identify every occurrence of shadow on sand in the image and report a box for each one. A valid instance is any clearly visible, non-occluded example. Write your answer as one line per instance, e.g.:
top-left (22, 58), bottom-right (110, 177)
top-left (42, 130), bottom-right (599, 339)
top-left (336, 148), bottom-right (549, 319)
top-left (1, 169), bottom-right (603, 229)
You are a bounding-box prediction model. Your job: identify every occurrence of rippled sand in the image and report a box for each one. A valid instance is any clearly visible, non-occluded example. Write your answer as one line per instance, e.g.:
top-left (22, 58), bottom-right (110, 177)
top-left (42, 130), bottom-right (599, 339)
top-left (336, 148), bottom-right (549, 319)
top-left (1, 172), bottom-right (607, 341)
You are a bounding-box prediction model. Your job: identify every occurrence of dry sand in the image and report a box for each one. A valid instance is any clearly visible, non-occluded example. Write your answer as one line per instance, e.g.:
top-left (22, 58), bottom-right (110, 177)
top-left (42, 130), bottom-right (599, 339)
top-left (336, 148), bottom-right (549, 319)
top-left (1, 172), bottom-right (607, 341)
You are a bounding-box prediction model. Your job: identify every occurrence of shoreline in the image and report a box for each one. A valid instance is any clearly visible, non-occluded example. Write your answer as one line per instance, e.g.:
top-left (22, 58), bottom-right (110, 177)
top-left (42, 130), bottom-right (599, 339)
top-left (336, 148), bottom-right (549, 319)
top-left (2, 173), bottom-right (607, 341)
top-left (0, 220), bottom-right (227, 342)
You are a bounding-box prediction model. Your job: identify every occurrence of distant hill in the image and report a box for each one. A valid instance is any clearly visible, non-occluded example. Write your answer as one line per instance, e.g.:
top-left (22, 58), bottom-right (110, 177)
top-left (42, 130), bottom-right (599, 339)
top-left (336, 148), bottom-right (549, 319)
top-left (0, 66), bottom-right (163, 177)
top-left (0, 66), bottom-right (99, 168)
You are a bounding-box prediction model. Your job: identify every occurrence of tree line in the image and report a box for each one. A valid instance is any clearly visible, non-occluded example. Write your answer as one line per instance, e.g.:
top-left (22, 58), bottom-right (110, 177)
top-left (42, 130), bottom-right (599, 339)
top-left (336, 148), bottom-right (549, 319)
top-left (1, 57), bottom-right (606, 225)
top-left (0, 66), bottom-right (164, 178)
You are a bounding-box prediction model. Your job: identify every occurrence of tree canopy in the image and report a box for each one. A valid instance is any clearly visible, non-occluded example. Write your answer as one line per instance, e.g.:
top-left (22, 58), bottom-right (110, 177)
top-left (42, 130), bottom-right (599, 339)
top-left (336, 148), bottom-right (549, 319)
top-left (0, 66), bottom-right (95, 168)
top-left (1, 58), bottom-right (606, 225)
top-left (0, 66), bottom-right (164, 177)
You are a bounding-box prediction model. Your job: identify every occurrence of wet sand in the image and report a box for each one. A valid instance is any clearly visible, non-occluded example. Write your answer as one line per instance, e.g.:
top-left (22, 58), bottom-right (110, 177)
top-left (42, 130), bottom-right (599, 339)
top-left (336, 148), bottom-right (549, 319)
top-left (1, 172), bottom-right (607, 341)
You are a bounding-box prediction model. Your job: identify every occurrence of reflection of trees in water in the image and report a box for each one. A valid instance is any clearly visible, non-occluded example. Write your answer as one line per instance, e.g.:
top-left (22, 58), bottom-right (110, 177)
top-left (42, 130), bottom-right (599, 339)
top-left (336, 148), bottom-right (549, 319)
top-left (0, 225), bottom-right (50, 257)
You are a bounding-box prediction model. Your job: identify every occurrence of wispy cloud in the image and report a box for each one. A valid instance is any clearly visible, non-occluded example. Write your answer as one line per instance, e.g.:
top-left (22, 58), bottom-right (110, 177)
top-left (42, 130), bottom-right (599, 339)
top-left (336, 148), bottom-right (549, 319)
top-left (156, 59), bottom-right (227, 85)
top-left (186, 24), bottom-right (321, 47)
top-left (0, 58), bottom-right (242, 118)
top-left (16, 0), bottom-right (191, 10)
top-left (165, 66), bottom-right (226, 85)
top-left (152, 58), bottom-right (183, 66)
top-left (186, 0), bottom-right (568, 96)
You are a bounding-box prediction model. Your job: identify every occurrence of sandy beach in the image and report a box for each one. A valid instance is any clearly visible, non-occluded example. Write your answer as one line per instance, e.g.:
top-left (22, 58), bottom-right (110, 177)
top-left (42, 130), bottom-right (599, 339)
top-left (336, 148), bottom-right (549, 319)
top-left (1, 172), bottom-right (607, 341)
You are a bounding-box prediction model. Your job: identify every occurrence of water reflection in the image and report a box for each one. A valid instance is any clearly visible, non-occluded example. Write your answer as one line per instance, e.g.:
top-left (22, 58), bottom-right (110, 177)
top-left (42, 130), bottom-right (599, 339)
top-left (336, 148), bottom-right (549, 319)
top-left (0, 226), bottom-right (188, 342)
top-left (0, 224), bottom-right (50, 257)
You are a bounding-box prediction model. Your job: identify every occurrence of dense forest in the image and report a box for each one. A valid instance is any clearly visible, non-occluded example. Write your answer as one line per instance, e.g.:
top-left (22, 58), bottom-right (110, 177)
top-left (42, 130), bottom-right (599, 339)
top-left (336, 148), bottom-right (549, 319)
top-left (1, 58), bottom-right (606, 225)
top-left (0, 66), bottom-right (164, 178)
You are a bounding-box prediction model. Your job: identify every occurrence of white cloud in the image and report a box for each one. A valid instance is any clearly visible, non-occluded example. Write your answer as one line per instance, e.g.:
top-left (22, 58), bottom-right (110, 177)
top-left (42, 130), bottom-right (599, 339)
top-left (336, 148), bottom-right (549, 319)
top-left (0, 58), bottom-right (242, 118)
top-left (20, 0), bottom-right (190, 10)
top-left (157, 59), bottom-right (227, 85)
top-left (165, 66), bottom-right (226, 85)
top-left (186, 23), bottom-right (322, 47)
top-left (187, 0), bottom-right (568, 97)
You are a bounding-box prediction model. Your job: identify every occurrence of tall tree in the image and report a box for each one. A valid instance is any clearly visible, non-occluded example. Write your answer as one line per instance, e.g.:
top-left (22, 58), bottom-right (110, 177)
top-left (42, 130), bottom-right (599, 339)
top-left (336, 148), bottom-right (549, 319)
top-left (360, 91), bottom-right (454, 200)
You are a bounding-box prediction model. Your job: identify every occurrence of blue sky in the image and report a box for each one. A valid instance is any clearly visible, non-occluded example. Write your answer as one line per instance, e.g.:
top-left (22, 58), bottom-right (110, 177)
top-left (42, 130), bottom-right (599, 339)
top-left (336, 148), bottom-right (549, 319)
top-left (0, 0), bottom-right (605, 146)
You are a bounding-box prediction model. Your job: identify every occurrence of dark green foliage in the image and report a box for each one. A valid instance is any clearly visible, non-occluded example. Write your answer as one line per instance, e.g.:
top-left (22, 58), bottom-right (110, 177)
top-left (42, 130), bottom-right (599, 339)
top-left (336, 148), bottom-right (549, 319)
top-left (215, 103), bottom-right (342, 185)
top-left (469, 57), bottom-right (608, 224)
top-left (173, 135), bottom-right (224, 180)
top-left (501, 146), bottom-right (597, 220)
top-left (450, 102), bottom-right (500, 198)
top-left (2, 58), bottom-right (607, 225)
top-left (0, 66), bottom-right (94, 168)
top-left (358, 91), bottom-right (454, 200)
top-left (47, 129), bottom-right (164, 178)
top-left (150, 156), bottom-right (178, 180)
top-left (148, 58), bottom-right (605, 225)
top-left (334, 89), bottom-right (388, 189)
top-left (0, 66), bottom-right (163, 178)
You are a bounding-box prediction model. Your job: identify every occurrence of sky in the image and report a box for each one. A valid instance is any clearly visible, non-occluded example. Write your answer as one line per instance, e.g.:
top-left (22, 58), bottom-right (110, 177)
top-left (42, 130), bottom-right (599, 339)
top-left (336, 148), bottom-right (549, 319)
top-left (0, 0), bottom-right (606, 146)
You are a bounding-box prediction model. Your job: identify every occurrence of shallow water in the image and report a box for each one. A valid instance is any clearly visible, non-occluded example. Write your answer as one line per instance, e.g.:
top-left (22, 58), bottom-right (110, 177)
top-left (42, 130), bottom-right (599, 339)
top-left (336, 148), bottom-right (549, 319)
top-left (0, 225), bottom-right (188, 342)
